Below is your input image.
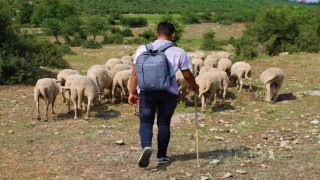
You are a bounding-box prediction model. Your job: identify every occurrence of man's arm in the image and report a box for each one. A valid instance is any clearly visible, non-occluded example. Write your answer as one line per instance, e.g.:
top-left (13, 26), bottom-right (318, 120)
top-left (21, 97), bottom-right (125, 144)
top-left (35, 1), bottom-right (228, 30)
top-left (128, 65), bottom-right (139, 106)
top-left (181, 69), bottom-right (199, 92)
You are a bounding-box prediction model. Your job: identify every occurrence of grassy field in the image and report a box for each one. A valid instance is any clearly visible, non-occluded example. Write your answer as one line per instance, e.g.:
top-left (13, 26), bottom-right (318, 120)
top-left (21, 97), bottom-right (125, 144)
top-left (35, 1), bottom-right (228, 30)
top-left (1, 50), bottom-right (320, 179)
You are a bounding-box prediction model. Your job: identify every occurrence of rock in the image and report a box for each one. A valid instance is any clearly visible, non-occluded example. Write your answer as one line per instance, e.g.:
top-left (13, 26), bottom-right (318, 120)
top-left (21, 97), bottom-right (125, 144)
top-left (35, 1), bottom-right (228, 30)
top-left (253, 109), bottom-right (260, 113)
top-left (130, 146), bottom-right (140, 151)
top-left (292, 139), bottom-right (301, 144)
top-left (49, 152), bottom-right (54, 155)
top-left (54, 132), bottom-right (60, 135)
top-left (8, 130), bottom-right (14, 134)
top-left (185, 172), bottom-right (192, 177)
top-left (116, 140), bottom-right (125, 145)
top-left (279, 52), bottom-right (289, 56)
top-left (102, 125), bottom-right (111, 129)
top-left (259, 164), bottom-right (267, 168)
top-left (97, 130), bottom-right (105, 134)
top-left (221, 172), bottom-right (233, 179)
top-left (199, 124), bottom-right (205, 128)
top-left (230, 129), bottom-right (239, 134)
top-left (200, 176), bottom-right (210, 180)
top-left (310, 120), bottom-right (319, 125)
top-left (279, 141), bottom-right (288, 147)
top-left (214, 136), bottom-right (225, 141)
top-left (284, 146), bottom-right (293, 151)
top-left (74, 146), bottom-right (79, 149)
top-left (10, 100), bottom-right (18, 104)
top-left (209, 159), bottom-right (220, 165)
top-left (304, 135), bottom-right (311, 139)
top-left (209, 128), bottom-right (217, 132)
top-left (240, 163), bottom-right (246, 167)
top-left (248, 135), bottom-right (253, 139)
top-left (304, 90), bottom-right (320, 97)
top-left (235, 169), bottom-right (247, 174)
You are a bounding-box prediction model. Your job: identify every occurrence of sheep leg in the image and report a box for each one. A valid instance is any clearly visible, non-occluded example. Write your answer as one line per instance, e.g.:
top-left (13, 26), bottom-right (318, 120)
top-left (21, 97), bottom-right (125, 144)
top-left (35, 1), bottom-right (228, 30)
top-left (52, 97), bottom-right (56, 114)
top-left (238, 78), bottom-right (243, 92)
top-left (85, 100), bottom-right (92, 120)
top-left (222, 87), bottom-right (227, 103)
top-left (111, 82), bottom-right (117, 104)
top-left (44, 102), bottom-right (49, 121)
top-left (265, 82), bottom-right (272, 103)
top-left (201, 95), bottom-right (206, 112)
top-left (36, 96), bottom-right (41, 120)
top-left (71, 90), bottom-right (79, 119)
top-left (62, 90), bottom-right (67, 104)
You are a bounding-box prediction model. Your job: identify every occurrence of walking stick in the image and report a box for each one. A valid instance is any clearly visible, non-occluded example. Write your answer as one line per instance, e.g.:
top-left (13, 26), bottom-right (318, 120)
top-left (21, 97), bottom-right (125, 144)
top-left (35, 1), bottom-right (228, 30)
top-left (194, 94), bottom-right (201, 168)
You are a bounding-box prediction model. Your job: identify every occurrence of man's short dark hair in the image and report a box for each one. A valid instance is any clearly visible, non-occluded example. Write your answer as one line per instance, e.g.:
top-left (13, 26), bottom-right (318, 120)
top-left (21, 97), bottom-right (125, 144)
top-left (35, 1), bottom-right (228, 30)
top-left (157, 22), bottom-right (176, 37)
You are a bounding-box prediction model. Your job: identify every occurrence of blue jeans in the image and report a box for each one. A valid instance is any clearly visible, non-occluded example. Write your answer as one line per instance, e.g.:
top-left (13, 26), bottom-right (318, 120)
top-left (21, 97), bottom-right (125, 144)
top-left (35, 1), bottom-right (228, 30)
top-left (139, 90), bottom-right (178, 158)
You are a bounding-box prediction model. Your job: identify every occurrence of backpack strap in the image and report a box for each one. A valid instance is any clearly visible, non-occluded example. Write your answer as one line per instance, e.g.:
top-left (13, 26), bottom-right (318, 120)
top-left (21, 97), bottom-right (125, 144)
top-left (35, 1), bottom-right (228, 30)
top-left (157, 43), bottom-right (174, 52)
top-left (145, 43), bottom-right (154, 52)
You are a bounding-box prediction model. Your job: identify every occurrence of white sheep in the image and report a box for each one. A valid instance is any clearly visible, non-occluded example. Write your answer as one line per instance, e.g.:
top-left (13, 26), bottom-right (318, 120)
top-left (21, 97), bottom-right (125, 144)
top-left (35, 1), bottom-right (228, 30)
top-left (121, 55), bottom-right (134, 66)
top-left (34, 78), bottom-right (60, 121)
top-left (64, 76), bottom-right (99, 120)
top-left (89, 64), bottom-right (108, 71)
top-left (199, 65), bottom-right (216, 74)
top-left (87, 67), bottom-right (113, 102)
top-left (194, 51), bottom-right (206, 59)
top-left (217, 58), bottom-right (232, 77)
top-left (231, 61), bottom-right (252, 92)
top-left (64, 74), bottom-right (81, 113)
top-left (176, 70), bottom-right (190, 102)
top-left (260, 68), bottom-right (285, 103)
top-left (127, 75), bottom-right (139, 115)
top-left (105, 58), bottom-right (122, 70)
top-left (204, 54), bottom-right (220, 68)
top-left (191, 58), bottom-right (204, 76)
top-left (196, 72), bottom-right (221, 112)
top-left (217, 51), bottom-right (232, 58)
top-left (56, 69), bottom-right (80, 103)
top-left (112, 69), bottom-right (132, 103)
top-left (208, 69), bottom-right (229, 102)
top-left (111, 64), bottom-right (132, 76)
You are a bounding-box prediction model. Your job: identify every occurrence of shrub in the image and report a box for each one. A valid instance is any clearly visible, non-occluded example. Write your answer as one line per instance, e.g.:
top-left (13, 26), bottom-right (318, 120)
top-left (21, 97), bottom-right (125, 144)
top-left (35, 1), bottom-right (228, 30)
top-left (138, 29), bottom-right (156, 41)
top-left (120, 17), bottom-right (148, 27)
top-left (180, 11), bottom-right (200, 24)
top-left (121, 28), bottom-right (134, 37)
top-left (81, 40), bottom-right (102, 49)
top-left (200, 30), bottom-right (220, 50)
top-left (102, 33), bottom-right (124, 44)
top-left (124, 37), bottom-right (148, 45)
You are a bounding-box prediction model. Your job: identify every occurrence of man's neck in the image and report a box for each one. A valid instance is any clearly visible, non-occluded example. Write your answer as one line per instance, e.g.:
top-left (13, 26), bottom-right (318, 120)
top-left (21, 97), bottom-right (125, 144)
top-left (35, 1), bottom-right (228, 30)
top-left (157, 37), bottom-right (172, 41)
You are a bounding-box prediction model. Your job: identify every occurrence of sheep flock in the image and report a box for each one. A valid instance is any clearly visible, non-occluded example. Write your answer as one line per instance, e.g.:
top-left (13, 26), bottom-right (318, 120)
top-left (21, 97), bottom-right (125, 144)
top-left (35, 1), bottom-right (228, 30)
top-left (34, 51), bottom-right (285, 120)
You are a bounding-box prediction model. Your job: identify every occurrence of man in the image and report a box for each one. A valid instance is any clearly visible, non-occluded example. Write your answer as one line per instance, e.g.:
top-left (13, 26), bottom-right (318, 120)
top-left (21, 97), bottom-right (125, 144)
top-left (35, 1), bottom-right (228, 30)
top-left (128, 22), bottom-right (199, 168)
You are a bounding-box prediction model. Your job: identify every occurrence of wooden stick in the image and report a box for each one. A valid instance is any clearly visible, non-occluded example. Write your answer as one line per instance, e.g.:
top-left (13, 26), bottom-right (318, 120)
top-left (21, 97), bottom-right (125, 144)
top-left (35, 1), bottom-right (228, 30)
top-left (194, 94), bottom-right (201, 168)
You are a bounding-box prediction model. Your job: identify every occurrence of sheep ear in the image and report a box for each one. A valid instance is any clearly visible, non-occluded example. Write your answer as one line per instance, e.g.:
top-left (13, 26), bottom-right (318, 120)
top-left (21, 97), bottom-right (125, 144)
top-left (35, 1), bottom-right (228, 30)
top-left (56, 80), bottom-right (61, 83)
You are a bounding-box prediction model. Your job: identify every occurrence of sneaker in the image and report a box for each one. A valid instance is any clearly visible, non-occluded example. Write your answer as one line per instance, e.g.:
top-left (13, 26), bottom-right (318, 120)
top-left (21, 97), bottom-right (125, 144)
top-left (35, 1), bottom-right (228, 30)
top-left (156, 157), bottom-right (170, 164)
top-left (138, 147), bottom-right (153, 167)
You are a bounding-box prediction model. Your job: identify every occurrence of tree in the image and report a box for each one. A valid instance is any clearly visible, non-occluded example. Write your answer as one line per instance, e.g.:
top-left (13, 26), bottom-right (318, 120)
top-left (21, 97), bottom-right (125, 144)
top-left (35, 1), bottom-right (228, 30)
top-left (180, 11), bottom-right (200, 24)
top-left (41, 18), bottom-right (63, 43)
top-left (17, 2), bottom-right (34, 25)
top-left (158, 14), bottom-right (184, 43)
top-left (85, 17), bottom-right (107, 41)
top-left (200, 30), bottom-right (220, 50)
top-left (61, 16), bottom-right (85, 39)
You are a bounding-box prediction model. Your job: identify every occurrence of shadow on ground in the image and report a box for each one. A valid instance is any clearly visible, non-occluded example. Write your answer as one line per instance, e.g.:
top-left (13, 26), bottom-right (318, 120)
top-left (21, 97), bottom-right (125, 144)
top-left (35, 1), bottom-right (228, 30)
top-left (147, 146), bottom-right (250, 171)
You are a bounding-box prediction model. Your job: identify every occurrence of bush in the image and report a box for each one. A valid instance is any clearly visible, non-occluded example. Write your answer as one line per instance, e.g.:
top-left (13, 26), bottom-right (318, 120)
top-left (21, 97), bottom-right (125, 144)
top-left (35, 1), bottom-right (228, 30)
top-left (120, 17), bottom-right (148, 27)
top-left (180, 11), bottom-right (200, 24)
top-left (81, 40), bottom-right (102, 49)
top-left (102, 34), bottom-right (124, 44)
top-left (200, 30), bottom-right (220, 50)
top-left (138, 29), bottom-right (156, 41)
top-left (121, 28), bottom-right (134, 37)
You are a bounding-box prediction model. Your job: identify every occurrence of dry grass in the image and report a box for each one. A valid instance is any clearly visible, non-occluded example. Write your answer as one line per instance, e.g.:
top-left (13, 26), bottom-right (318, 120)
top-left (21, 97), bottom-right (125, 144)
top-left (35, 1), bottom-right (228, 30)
top-left (1, 52), bottom-right (320, 179)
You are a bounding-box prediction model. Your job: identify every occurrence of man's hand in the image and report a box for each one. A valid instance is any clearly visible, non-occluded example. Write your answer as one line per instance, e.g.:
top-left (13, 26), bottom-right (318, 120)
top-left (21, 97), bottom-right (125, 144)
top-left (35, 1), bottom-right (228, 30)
top-left (181, 69), bottom-right (199, 93)
top-left (192, 84), bottom-right (199, 93)
top-left (128, 93), bottom-right (139, 106)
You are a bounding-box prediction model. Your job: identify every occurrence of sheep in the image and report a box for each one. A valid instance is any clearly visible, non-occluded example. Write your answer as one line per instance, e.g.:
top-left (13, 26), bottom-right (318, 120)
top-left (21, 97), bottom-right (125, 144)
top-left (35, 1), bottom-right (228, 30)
top-left (105, 58), bottom-right (122, 70)
top-left (127, 75), bottom-right (139, 115)
top-left (217, 51), bottom-right (232, 59)
top-left (56, 69), bottom-right (80, 103)
top-left (260, 68), bottom-right (284, 103)
top-left (231, 61), bottom-right (252, 92)
top-left (191, 58), bottom-right (204, 76)
top-left (176, 70), bottom-right (190, 102)
top-left (207, 69), bottom-right (229, 102)
top-left (87, 67), bottom-right (113, 102)
top-left (199, 65), bottom-right (216, 74)
top-left (57, 69), bottom-right (80, 86)
top-left (63, 76), bottom-right (99, 120)
top-left (194, 51), bottom-right (206, 59)
top-left (112, 69), bottom-right (132, 103)
top-left (64, 74), bottom-right (81, 113)
top-left (204, 54), bottom-right (220, 68)
top-left (196, 72), bottom-right (221, 112)
top-left (111, 64), bottom-right (132, 76)
top-left (121, 55), bottom-right (134, 66)
top-left (34, 78), bottom-right (60, 121)
top-left (89, 64), bottom-right (108, 70)
top-left (217, 58), bottom-right (232, 77)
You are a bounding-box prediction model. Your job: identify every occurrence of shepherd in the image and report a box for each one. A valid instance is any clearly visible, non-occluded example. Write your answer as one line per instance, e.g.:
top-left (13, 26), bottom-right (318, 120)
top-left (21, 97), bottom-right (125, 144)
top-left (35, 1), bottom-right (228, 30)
top-left (128, 21), bottom-right (199, 167)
